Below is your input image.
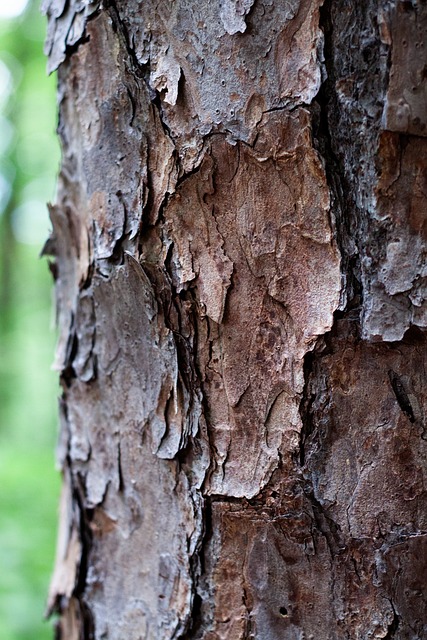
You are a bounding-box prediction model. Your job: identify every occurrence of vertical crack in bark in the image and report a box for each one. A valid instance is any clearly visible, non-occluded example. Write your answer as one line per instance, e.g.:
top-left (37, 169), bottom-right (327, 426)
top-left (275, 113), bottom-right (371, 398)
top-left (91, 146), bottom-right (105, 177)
top-left (241, 584), bottom-right (254, 640)
top-left (298, 349), bottom-right (316, 468)
top-left (66, 470), bottom-right (96, 639)
top-left (144, 268), bottom-right (207, 635)
top-left (180, 497), bottom-right (213, 640)
top-left (100, 10), bottom-right (209, 630)
top-left (72, 478), bottom-right (93, 599)
top-left (298, 0), bottom-right (366, 470)
top-left (105, 0), bottom-right (147, 83)
top-left (316, 0), bottom-right (364, 312)
top-left (384, 599), bottom-right (400, 639)
top-left (106, 0), bottom-right (181, 156)
top-left (296, 0), bottom-right (364, 618)
top-left (388, 369), bottom-right (416, 423)
top-left (298, 0), bottom-right (357, 500)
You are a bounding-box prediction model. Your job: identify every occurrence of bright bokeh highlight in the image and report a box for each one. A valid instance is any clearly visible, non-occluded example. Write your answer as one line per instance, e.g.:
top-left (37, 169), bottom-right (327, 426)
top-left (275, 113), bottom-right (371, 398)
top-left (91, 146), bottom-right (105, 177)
top-left (0, 0), bottom-right (28, 19)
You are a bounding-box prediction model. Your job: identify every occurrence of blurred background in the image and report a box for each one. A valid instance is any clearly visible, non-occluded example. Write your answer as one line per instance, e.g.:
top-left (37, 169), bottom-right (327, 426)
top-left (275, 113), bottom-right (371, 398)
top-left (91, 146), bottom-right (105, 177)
top-left (0, 0), bottom-right (61, 638)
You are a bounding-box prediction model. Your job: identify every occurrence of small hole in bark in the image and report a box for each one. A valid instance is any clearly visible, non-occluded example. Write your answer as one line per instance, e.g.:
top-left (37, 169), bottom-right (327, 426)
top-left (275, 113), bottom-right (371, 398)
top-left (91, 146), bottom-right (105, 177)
top-left (279, 606), bottom-right (288, 617)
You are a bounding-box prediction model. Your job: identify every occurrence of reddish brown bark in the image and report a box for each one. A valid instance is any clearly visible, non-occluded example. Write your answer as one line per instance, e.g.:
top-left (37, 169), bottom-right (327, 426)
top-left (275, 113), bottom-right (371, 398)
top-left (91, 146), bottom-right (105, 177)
top-left (43, 0), bottom-right (427, 637)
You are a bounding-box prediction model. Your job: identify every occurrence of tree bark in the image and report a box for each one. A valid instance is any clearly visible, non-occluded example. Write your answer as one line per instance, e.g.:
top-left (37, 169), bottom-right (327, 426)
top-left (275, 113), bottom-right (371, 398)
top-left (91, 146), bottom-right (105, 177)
top-left (43, 0), bottom-right (427, 638)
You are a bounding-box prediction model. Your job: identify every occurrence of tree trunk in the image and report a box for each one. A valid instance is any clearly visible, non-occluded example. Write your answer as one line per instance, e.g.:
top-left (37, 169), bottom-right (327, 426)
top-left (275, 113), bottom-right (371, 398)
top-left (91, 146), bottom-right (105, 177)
top-left (43, 0), bottom-right (427, 638)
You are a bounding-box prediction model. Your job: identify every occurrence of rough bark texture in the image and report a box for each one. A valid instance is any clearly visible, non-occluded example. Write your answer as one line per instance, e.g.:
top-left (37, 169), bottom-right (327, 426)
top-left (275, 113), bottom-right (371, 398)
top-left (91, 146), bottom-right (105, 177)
top-left (42, 0), bottom-right (427, 638)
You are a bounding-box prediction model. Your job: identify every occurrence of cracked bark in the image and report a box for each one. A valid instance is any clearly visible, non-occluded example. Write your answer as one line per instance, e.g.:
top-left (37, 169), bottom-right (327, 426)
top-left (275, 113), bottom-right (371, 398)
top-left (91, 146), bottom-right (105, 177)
top-left (43, 0), bottom-right (427, 638)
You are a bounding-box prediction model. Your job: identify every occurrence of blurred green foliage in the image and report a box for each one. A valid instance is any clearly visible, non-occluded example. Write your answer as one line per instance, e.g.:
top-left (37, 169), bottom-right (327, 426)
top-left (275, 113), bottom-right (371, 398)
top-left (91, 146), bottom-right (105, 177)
top-left (0, 1), bottom-right (61, 638)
